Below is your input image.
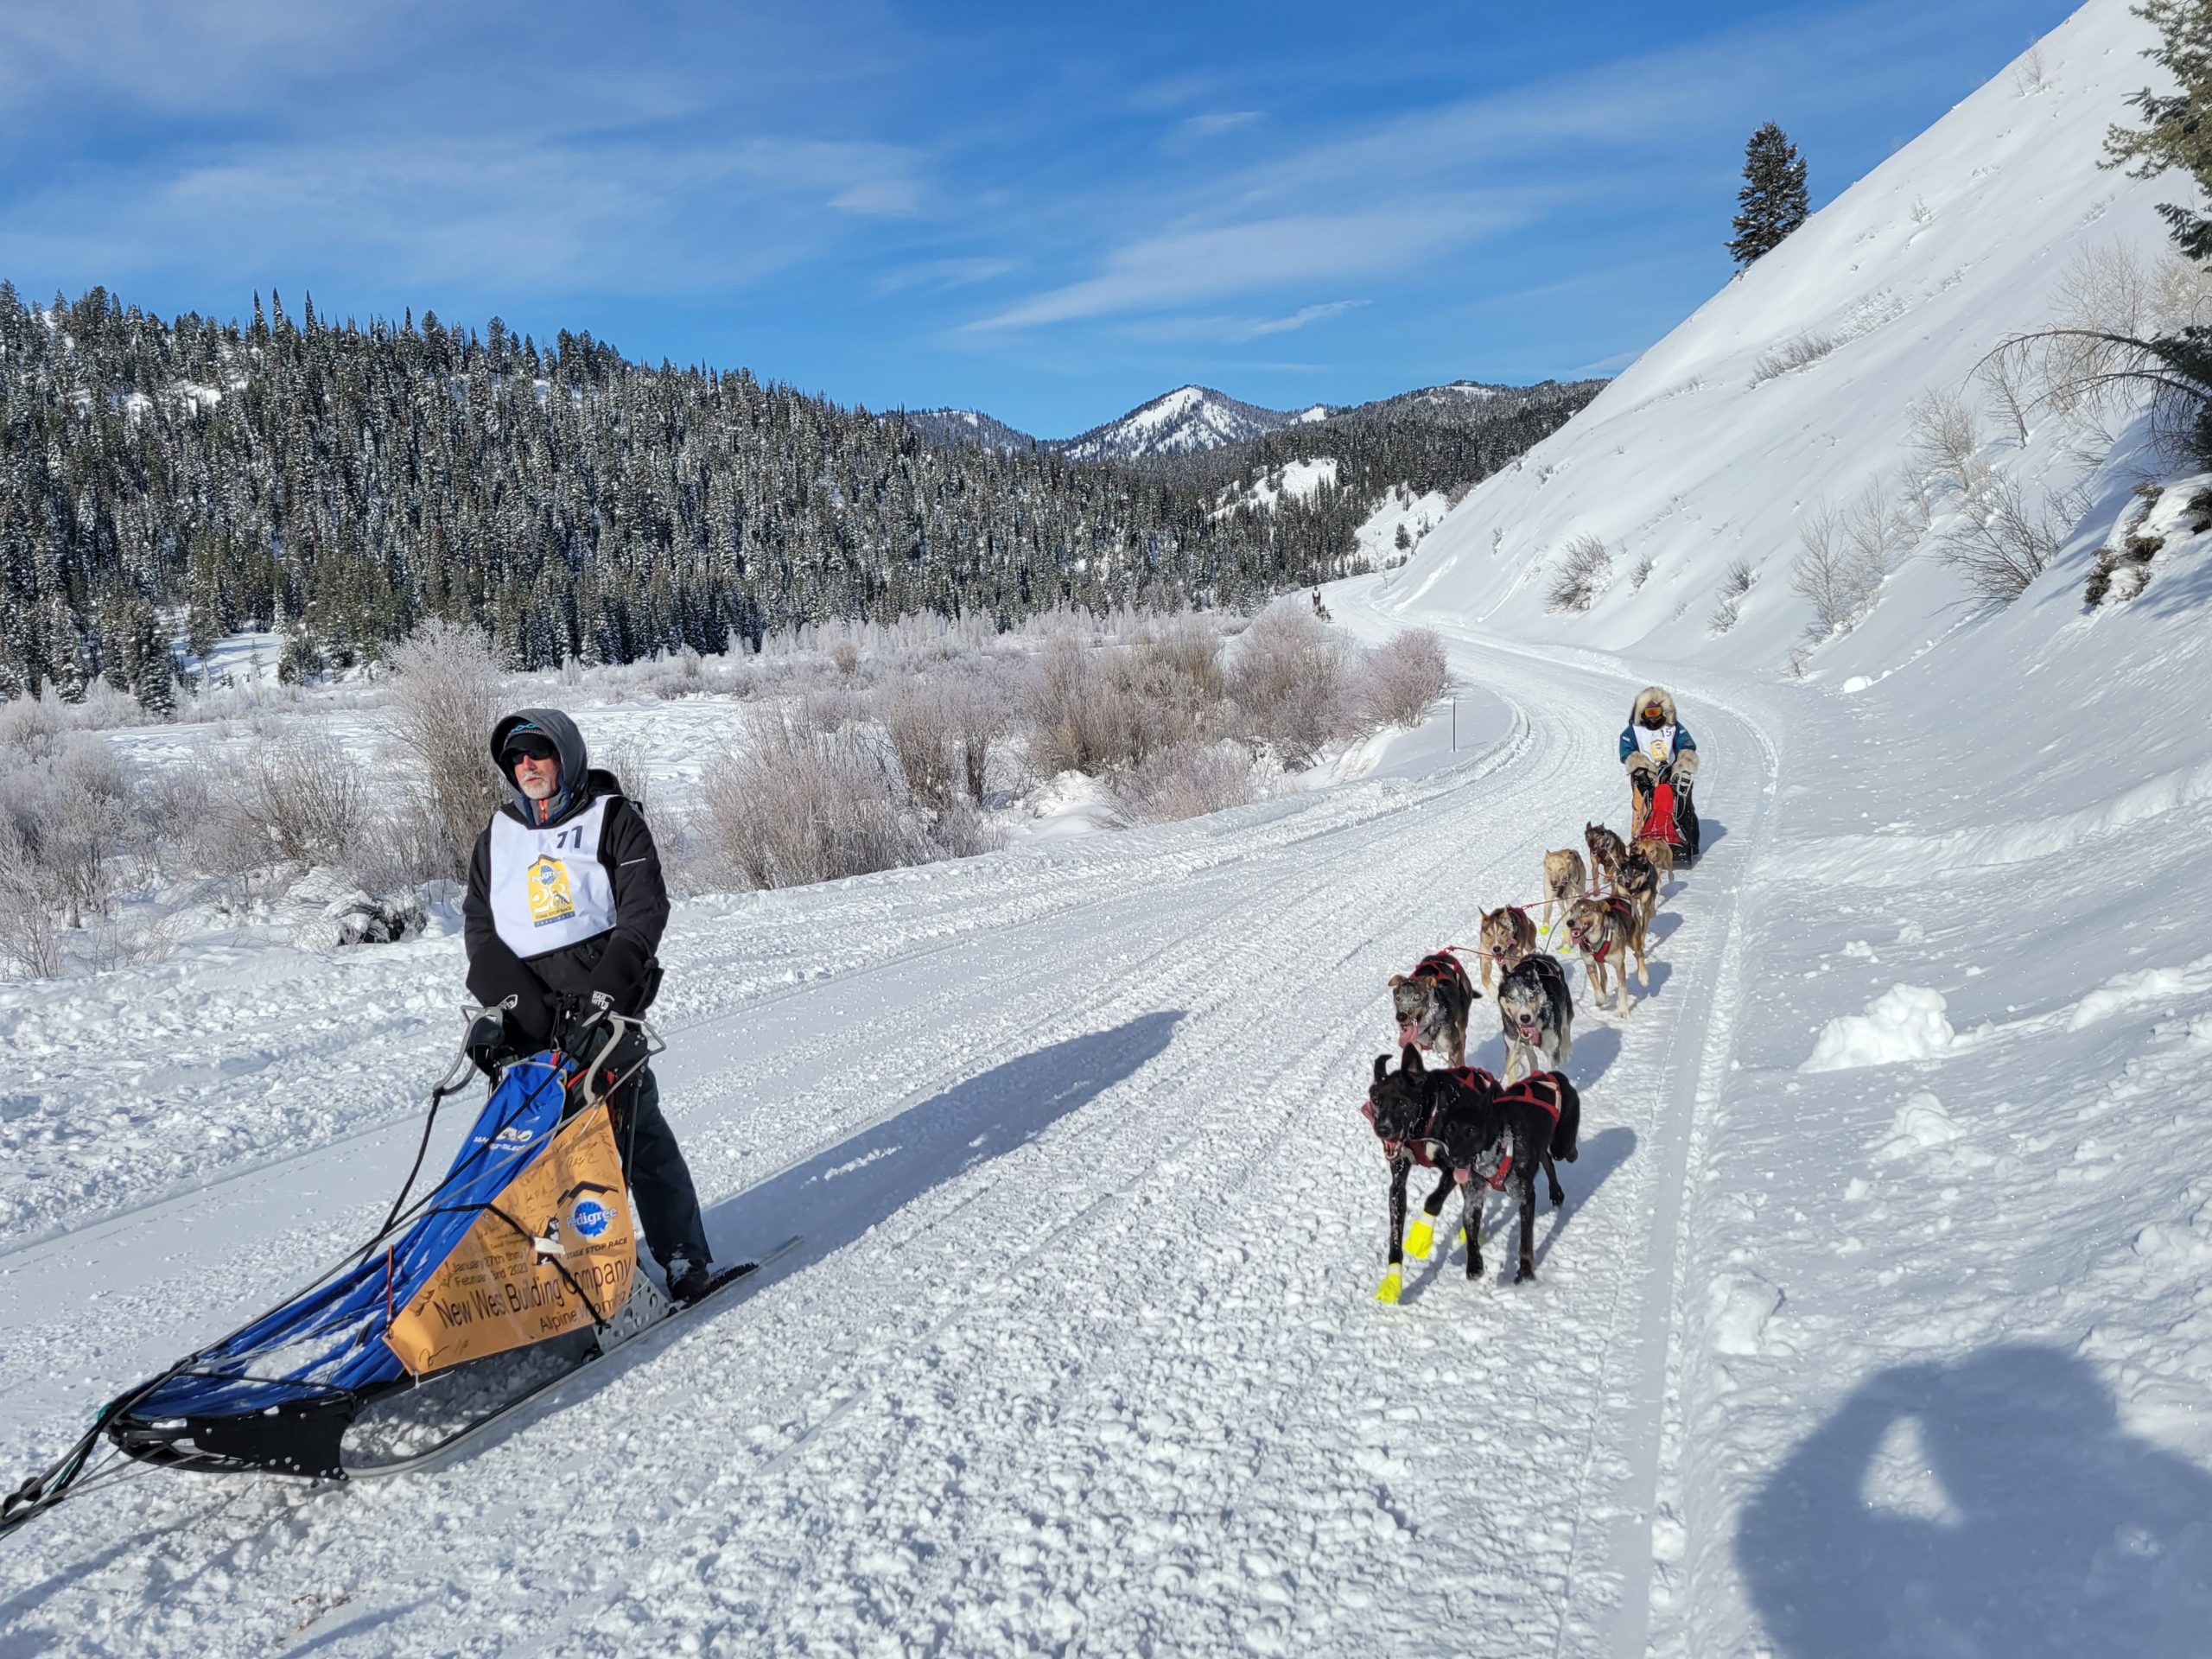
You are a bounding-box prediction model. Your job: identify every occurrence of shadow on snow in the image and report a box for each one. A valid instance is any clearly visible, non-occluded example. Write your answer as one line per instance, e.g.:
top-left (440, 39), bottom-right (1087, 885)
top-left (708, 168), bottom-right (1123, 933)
top-left (1740, 1344), bottom-right (2212, 1657)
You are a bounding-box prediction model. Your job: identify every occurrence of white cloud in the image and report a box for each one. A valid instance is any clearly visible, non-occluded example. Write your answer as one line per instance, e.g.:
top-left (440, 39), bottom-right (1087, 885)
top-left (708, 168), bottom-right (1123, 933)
top-left (968, 205), bottom-right (1513, 331)
top-left (1181, 111), bottom-right (1261, 139)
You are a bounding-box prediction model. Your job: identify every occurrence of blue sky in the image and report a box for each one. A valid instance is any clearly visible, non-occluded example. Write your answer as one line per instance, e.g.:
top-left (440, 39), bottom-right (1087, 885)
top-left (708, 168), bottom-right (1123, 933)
top-left (0, 0), bottom-right (2082, 436)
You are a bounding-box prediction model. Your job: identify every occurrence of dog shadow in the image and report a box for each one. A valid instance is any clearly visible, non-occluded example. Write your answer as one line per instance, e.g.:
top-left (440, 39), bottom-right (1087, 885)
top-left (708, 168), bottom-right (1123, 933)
top-left (1647, 911), bottom-right (1686, 945)
top-left (1739, 1344), bottom-right (2212, 1656)
top-left (705, 1010), bottom-right (1185, 1262)
top-left (1400, 1125), bottom-right (1637, 1298)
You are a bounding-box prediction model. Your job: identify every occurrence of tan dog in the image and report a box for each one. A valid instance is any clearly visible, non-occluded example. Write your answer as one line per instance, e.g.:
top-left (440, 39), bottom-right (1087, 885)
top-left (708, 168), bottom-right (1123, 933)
top-left (1477, 904), bottom-right (1537, 991)
top-left (1585, 822), bottom-right (1627, 893)
top-left (1566, 893), bottom-right (1648, 1016)
top-left (1630, 834), bottom-right (1674, 901)
top-left (1541, 849), bottom-right (1586, 938)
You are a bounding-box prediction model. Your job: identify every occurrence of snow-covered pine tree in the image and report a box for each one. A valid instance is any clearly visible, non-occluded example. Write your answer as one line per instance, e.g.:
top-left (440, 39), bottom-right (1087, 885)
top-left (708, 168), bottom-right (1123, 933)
top-left (1728, 122), bottom-right (1810, 268)
top-left (2102, 0), bottom-right (2212, 264)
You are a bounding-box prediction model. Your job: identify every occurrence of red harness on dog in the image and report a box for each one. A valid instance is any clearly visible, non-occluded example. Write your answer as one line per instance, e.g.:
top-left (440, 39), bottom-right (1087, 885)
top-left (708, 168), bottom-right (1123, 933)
top-left (1572, 896), bottom-right (1637, 965)
top-left (1410, 949), bottom-right (1471, 993)
top-left (1479, 1073), bottom-right (1567, 1190)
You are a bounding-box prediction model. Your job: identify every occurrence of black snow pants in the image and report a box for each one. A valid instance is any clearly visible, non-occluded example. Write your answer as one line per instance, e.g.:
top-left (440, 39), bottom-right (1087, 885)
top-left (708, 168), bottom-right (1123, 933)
top-left (606, 1067), bottom-right (712, 1273)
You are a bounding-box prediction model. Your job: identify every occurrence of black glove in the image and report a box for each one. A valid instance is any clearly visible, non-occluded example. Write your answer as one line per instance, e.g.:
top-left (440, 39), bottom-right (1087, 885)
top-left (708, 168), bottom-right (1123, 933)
top-left (551, 991), bottom-right (615, 1066)
top-left (464, 1008), bottom-right (518, 1079)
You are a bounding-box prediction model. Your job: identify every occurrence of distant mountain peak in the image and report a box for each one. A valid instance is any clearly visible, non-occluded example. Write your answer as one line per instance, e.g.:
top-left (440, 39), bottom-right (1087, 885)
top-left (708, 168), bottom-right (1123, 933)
top-left (1058, 385), bottom-right (1307, 461)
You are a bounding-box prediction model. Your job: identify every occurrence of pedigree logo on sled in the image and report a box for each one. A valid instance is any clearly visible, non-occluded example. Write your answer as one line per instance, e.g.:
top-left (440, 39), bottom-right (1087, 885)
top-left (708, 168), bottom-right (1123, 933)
top-left (385, 1104), bottom-right (638, 1376)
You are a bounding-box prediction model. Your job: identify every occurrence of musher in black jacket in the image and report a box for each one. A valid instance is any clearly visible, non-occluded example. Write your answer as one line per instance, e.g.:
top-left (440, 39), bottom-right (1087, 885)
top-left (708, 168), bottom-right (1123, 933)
top-left (461, 708), bottom-right (714, 1302)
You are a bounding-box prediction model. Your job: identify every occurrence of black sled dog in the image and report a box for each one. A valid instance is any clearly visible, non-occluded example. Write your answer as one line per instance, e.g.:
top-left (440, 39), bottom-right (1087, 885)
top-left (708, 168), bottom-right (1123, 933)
top-left (1363, 1047), bottom-right (1581, 1297)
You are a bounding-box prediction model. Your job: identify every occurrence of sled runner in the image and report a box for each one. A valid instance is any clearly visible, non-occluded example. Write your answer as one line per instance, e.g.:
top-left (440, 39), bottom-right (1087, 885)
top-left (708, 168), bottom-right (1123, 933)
top-left (2, 1009), bottom-right (794, 1535)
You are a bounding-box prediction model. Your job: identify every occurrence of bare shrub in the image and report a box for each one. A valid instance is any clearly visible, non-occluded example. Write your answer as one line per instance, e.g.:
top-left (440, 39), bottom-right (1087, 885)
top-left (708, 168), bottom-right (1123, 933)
top-left (1630, 554), bottom-right (1656, 590)
top-left (931, 795), bottom-right (1005, 859)
top-left (1906, 391), bottom-right (1987, 499)
top-left (1027, 639), bottom-right (1146, 776)
top-left (0, 817), bottom-right (63, 977)
top-left (344, 793), bottom-right (454, 893)
top-left (690, 712), bottom-right (924, 891)
top-left (1937, 473), bottom-right (2064, 602)
top-left (1547, 535), bottom-right (1613, 613)
top-left (1792, 503), bottom-right (1856, 636)
top-left (1225, 605), bottom-right (1347, 769)
top-left (1112, 741), bottom-right (1261, 823)
top-left (381, 620), bottom-right (507, 873)
top-left (1709, 560), bottom-right (1758, 635)
top-left (245, 733), bottom-right (365, 868)
top-left (875, 677), bottom-right (960, 811)
top-left (598, 733), bottom-right (652, 815)
top-left (81, 908), bottom-right (180, 974)
top-left (1359, 629), bottom-right (1451, 728)
top-left (1978, 346), bottom-right (2038, 446)
top-left (940, 665), bottom-right (1013, 803)
top-left (1750, 331), bottom-right (1838, 385)
top-left (22, 736), bottom-right (133, 925)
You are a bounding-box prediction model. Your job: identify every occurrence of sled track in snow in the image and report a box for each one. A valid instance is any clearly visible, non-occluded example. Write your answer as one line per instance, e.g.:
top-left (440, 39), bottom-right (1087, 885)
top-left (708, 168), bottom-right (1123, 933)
top-left (1, 618), bottom-right (1770, 1658)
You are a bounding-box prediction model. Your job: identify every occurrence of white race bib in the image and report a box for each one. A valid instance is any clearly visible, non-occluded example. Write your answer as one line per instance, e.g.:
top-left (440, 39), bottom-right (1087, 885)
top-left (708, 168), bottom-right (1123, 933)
top-left (488, 797), bottom-right (619, 958)
top-left (1641, 724), bottom-right (1675, 766)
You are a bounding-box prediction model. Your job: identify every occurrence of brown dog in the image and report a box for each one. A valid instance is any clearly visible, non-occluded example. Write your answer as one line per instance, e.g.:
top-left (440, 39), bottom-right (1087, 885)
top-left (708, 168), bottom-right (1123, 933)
top-left (1477, 904), bottom-right (1537, 991)
top-left (1541, 849), bottom-right (1586, 937)
top-left (1585, 823), bottom-right (1627, 894)
top-left (1630, 834), bottom-right (1674, 901)
top-left (1566, 893), bottom-right (1649, 1015)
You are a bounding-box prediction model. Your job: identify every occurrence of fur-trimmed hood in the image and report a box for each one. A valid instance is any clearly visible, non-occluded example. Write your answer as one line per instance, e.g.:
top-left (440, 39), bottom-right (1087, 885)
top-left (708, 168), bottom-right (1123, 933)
top-left (1628, 686), bottom-right (1678, 728)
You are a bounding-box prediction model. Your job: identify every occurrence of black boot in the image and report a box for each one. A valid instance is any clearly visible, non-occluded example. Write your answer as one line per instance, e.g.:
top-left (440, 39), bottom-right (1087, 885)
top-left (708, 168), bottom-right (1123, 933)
top-left (664, 1254), bottom-right (715, 1305)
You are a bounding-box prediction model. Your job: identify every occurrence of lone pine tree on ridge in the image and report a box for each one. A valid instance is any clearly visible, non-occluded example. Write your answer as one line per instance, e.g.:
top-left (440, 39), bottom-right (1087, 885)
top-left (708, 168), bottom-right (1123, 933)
top-left (1729, 121), bottom-right (1810, 268)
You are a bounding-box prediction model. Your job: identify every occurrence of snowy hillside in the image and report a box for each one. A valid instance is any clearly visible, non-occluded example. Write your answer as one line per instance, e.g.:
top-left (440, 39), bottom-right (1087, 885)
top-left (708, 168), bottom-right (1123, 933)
top-left (1375, 0), bottom-right (2178, 679)
top-left (12, 3), bottom-right (2212, 1653)
top-left (1057, 384), bottom-right (1307, 460)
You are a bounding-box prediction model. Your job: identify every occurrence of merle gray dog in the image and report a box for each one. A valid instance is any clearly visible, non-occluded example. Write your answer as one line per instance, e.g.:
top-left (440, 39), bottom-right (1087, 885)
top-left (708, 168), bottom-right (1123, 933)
top-left (1497, 951), bottom-right (1574, 1084)
top-left (1389, 948), bottom-right (1476, 1068)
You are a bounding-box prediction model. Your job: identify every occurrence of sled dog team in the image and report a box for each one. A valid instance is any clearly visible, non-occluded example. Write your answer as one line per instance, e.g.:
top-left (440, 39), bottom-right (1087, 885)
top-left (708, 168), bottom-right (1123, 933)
top-left (1364, 685), bottom-right (1700, 1299)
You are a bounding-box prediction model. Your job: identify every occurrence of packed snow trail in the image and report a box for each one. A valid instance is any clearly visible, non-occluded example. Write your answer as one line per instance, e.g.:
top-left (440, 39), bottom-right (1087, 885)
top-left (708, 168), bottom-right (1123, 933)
top-left (0, 622), bottom-right (1765, 1656)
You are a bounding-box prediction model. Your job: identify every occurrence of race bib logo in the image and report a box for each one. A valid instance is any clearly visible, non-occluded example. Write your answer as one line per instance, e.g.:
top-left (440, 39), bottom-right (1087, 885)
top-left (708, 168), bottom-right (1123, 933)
top-left (1646, 735), bottom-right (1669, 761)
top-left (527, 855), bottom-right (575, 926)
top-left (571, 1197), bottom-right (612, 1238)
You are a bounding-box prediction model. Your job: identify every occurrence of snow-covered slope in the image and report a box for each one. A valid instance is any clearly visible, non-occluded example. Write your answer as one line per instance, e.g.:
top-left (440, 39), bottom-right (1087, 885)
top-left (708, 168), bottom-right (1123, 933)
top-left (1057, 384), bottom-right (1307, 461)
top-left (1376, 0), bottom-right (2174, 677)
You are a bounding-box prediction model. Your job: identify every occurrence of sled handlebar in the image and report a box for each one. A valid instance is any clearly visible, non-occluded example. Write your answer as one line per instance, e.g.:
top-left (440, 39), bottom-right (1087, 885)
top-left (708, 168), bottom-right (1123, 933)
top-left (575, 1010), bottom-right (664, 1109)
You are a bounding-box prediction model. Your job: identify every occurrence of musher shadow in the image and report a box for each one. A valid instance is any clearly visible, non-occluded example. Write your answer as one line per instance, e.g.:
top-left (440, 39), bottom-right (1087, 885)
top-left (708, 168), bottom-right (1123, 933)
top-left (1399, 1124), bottom-right (1637, 1299)
top-left (1739, 1344), bottom-right (2212, 1656)
top-left (364, 1014), bottom-right (1187, 1479)
top-left (704, 1010), bottom-right (1185, 1262)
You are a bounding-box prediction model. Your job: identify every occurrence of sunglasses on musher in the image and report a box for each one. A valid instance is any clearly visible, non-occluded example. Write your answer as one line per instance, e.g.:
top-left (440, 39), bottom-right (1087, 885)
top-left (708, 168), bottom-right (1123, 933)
top-left (503, 734), bottom-right (558, 764)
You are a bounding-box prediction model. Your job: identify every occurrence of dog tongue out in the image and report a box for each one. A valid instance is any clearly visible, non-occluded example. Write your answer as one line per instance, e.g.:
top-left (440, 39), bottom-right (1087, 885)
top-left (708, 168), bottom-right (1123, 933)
top-left (1398, 1021), bottom-right (1420, 1047)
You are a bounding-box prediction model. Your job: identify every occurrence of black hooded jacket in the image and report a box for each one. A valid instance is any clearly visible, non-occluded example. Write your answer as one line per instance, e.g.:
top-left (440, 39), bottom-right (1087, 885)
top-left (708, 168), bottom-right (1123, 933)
top-left (463, 708), bottom-right (669, 1049)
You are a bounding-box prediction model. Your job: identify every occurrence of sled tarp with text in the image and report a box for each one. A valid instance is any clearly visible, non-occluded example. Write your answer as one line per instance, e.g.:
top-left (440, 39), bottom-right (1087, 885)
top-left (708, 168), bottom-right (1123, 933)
top-left (102, 1055), bottom-right (638, 1481)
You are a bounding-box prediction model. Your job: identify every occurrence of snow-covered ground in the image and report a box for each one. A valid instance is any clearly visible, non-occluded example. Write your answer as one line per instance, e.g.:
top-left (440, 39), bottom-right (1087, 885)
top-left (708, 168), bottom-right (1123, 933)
top-left (8, 1), bottom-right (2212, 1651)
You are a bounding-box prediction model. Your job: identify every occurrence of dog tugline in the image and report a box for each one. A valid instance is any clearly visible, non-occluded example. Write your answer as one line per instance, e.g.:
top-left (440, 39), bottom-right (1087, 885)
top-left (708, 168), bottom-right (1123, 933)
top-left (1619, 684), bottom-right (1700, 867)
top-left (462, 708), bottom-right (718, 1305)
